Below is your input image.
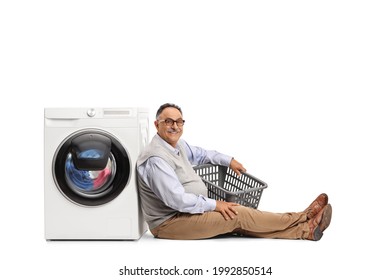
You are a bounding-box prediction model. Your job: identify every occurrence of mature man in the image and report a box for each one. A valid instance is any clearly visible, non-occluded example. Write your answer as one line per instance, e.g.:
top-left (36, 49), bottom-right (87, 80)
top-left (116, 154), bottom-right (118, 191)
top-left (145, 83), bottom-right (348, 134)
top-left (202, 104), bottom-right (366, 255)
top-left (136, 103), bottom-right (332, 240)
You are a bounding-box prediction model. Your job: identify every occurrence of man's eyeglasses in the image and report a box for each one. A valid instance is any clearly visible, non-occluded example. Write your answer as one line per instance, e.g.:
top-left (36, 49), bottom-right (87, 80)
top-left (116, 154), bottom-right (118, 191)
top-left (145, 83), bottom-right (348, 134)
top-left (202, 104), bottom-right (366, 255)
top-left (158, 118), bottom-right (185, 127)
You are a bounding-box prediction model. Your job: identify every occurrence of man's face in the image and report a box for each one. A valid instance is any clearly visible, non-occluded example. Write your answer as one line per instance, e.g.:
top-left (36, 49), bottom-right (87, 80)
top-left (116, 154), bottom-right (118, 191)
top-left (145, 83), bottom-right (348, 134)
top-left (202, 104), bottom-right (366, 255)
top-left (155, 107), bottom-right (184, 147)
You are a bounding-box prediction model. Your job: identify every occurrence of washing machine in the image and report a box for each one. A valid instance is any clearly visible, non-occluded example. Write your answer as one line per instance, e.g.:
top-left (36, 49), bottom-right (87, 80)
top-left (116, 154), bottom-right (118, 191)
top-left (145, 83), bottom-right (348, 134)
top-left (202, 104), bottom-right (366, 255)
top-left (44, 107), bottom-right (149, 240)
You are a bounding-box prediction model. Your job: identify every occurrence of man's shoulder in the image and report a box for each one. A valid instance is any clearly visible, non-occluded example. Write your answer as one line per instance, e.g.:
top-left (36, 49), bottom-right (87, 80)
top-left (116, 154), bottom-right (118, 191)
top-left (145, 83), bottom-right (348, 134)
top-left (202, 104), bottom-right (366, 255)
top-left (137, 136), bottom-right (175, 166)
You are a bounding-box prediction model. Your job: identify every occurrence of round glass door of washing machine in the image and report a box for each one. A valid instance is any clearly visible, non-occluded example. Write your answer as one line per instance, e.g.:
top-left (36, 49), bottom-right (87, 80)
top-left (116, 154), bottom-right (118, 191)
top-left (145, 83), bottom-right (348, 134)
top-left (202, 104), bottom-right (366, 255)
top-left (53, 130), bottom-right (130, 206)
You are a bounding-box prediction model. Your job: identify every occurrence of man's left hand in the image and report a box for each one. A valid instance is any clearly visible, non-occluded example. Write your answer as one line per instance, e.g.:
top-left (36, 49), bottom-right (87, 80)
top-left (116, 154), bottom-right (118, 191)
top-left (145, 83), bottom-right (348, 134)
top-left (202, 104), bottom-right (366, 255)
top-left (229, 158), bottom-right (247, 176)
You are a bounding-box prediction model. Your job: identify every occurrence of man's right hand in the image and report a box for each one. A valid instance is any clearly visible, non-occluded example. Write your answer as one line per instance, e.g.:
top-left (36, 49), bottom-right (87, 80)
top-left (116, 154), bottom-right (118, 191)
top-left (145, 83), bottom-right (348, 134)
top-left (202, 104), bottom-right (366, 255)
top-left (215, 200), bottom-right (240, 220)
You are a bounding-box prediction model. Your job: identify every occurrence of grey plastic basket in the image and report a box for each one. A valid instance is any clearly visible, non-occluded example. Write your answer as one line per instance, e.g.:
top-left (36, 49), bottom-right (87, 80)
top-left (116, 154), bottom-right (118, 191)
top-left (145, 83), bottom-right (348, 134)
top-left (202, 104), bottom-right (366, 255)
top-left (193, 164), bottom-right (267, 209)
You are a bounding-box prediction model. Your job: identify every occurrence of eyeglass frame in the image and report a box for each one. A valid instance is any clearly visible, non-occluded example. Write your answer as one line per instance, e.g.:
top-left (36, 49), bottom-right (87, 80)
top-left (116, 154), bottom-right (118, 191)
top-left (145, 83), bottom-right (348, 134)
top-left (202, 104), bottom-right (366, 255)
top-left (157, 118), bottom-right (186, 127)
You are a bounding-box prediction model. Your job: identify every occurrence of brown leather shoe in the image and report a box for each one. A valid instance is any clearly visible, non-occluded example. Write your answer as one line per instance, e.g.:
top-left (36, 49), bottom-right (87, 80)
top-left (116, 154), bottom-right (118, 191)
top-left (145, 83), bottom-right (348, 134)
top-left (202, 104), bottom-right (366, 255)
top-left (304, 193), bottom-right (328, 220)
top-left (307, 204), bottom-right (332, 241)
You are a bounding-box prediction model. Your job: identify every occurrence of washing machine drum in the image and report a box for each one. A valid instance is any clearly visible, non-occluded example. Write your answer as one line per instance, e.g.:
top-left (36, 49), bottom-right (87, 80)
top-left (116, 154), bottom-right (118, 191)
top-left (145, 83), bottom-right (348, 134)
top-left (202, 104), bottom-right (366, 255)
top-left (54, 131), bottom-right (130, 206)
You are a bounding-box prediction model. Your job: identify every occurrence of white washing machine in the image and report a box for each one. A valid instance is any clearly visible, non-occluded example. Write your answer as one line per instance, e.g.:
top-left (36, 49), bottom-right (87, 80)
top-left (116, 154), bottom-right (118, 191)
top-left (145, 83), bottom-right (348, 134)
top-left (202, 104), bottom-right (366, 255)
top-left (44, 108), bottom-right (149, 240)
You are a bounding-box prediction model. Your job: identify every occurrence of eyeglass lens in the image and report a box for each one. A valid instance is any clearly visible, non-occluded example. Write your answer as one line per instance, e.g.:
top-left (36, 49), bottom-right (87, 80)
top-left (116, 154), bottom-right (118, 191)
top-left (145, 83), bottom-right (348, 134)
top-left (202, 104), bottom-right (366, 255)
top-left (164, 118), bottom-right (185, 126)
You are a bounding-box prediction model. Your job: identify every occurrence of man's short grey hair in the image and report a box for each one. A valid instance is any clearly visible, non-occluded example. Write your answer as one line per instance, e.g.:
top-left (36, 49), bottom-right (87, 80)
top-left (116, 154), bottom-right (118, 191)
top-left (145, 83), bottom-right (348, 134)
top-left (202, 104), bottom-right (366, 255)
top-left (155, 103), bottom-right (183, 119)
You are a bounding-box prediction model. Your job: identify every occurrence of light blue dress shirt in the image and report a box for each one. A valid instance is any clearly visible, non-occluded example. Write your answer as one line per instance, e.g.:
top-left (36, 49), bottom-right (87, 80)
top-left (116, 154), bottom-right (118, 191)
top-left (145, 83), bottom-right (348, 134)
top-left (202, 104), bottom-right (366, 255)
top-left (137, 134), bottom-right (233, 214)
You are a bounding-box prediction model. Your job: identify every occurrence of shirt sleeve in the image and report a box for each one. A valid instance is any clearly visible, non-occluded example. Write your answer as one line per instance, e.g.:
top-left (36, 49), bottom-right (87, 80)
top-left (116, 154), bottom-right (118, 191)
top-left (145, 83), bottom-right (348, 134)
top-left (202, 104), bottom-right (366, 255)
top-left (137, 157), bottom-right (216, 213)
top-left (180, 139), bottom-right (233, 166)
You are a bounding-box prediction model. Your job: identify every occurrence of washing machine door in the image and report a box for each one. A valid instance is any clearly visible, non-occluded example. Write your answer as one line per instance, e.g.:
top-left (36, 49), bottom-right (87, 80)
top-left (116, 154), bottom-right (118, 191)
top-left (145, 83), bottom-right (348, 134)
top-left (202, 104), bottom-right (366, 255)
top-left (53, 130), bottom-right (130, 206)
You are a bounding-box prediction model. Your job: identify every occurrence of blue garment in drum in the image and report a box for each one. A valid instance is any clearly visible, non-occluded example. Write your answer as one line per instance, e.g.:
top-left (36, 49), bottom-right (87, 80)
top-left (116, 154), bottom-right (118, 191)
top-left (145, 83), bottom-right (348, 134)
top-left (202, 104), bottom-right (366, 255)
top-left (65, 158), bottom-right (93, 190)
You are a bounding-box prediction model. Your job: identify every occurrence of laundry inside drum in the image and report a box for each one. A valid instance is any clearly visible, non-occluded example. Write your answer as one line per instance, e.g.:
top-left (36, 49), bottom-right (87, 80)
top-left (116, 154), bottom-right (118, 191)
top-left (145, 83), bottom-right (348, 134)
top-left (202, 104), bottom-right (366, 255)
top-left (64, 152), bottom-right (117, 198)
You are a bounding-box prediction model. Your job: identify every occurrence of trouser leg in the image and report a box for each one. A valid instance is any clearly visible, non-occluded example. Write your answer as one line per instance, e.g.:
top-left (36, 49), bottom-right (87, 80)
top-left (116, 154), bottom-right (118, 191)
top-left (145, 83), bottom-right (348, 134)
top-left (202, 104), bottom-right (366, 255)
top-left (234, 207), bottom-right (309, 239)
top-left (151, 206), bottom-right (310, 240)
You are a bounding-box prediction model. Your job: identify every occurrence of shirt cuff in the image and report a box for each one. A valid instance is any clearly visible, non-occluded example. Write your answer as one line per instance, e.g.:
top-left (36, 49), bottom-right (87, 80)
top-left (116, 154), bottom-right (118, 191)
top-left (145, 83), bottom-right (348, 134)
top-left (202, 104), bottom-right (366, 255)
top-left (210, 153), bottom-right (233, 167)
top-left (203, 196), bottom-right (217, 212)
top-left (220, 155), bottom-right (233, 167)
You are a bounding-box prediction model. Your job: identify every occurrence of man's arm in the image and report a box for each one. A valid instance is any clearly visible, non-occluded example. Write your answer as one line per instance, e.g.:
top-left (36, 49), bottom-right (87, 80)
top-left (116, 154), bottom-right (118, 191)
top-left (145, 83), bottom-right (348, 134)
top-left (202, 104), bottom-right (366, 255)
top-left (139, 156), bottom-right (241, 220)
top-left (181, 140), bottom-right (232, 166)
top-left (181, 140), bottom-right (246, 175)
top-left (137, 157), bottom-right (216, 213)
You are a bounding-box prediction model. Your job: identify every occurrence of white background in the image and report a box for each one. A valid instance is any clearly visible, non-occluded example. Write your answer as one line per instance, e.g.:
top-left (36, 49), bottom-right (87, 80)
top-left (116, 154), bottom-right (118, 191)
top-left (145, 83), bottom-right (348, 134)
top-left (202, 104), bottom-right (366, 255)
top-left (1, 1), bottom-right (389, 279)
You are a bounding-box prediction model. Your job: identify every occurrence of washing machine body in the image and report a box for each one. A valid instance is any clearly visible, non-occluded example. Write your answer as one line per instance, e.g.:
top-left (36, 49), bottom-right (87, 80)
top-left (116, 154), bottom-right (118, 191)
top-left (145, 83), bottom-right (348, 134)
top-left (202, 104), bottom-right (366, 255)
top-left (44, 108), bottom-right (149, 240)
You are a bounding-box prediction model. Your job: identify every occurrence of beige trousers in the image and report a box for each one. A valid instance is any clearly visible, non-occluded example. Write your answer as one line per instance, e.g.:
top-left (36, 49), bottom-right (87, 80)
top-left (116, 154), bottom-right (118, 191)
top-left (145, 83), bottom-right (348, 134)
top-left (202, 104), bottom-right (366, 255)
top-left (150, 205), bottom-right (311, 240)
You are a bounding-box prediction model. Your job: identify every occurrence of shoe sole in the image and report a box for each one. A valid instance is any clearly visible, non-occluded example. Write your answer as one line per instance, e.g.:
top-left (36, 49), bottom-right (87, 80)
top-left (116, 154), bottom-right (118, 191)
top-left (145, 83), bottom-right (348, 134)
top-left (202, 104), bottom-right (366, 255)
top-left (313, 226), bottom-right (323, 241)
top-left (319, 204), bottom-right (332, 232)
top-left (312, 204), bottom-right (332, 241)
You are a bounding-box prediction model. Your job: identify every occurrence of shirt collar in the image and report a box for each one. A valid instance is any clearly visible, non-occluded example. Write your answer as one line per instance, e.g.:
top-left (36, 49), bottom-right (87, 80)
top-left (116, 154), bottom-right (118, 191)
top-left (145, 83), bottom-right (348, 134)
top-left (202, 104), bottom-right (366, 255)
top-left (155, 134), bottom-right (180, 156)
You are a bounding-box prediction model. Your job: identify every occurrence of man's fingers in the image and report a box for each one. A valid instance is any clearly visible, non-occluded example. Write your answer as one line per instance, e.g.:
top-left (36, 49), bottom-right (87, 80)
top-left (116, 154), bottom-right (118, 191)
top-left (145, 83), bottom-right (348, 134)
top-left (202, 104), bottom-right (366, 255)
top-left (216, 200), bottom-right (240, 220)
top-left (225, 208), bottom-right (238, 220)
top-left (221, 211), bottom-right (229, 220)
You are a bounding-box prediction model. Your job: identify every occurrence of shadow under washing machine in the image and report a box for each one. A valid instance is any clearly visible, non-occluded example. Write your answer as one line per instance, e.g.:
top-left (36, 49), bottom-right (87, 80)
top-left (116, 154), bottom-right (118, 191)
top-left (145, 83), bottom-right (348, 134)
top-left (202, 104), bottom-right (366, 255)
top-left (44, 108), bottom-right (149, 240)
